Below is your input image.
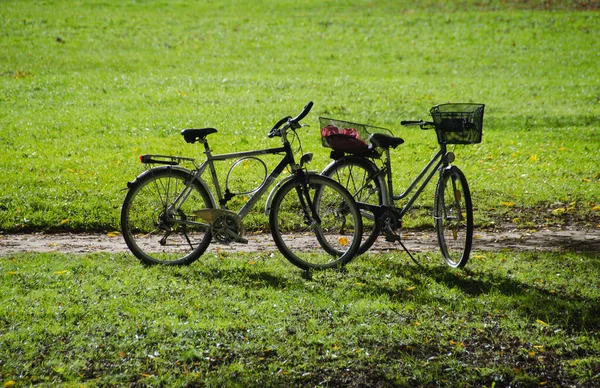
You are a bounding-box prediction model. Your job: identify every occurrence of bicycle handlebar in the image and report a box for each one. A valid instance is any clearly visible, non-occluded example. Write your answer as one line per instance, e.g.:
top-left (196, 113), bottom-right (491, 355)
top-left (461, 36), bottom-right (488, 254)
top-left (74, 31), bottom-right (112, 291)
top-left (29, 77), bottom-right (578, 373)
top-left (270, 116), bottom-right (292, 134)
top-left (401, 120), bottom-right (434, 129)
top-left (291, 101), bottom-right (313, 124)
top-left (268, 101), bottom-right (314, 138)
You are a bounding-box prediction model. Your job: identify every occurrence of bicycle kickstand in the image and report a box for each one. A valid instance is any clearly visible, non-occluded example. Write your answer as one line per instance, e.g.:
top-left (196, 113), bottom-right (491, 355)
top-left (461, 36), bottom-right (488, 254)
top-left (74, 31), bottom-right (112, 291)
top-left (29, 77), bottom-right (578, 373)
top-left (384, 227), bottom-right (423, 269)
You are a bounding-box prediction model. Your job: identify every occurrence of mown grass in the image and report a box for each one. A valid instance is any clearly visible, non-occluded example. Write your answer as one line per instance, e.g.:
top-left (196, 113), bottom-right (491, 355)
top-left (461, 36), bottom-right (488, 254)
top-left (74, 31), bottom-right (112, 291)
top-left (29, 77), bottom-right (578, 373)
top-left (1, 2), bottom-right (599, 386)
top-left (1, 249), bottom-right (598, 386)
top-left (1, 0), bottom-right (599, 233)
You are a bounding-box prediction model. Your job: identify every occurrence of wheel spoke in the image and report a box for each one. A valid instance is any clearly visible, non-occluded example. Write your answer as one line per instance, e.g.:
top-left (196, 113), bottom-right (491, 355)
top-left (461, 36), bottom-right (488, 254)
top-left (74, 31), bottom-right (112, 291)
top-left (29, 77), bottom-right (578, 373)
top-left (121, 168), bottom-right (213, 265)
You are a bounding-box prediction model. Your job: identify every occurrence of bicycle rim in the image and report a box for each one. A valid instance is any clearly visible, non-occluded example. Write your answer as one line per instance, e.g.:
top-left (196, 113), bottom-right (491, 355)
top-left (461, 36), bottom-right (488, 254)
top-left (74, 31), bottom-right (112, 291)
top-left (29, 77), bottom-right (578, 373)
top-left (121, 168), bottom-right (213, 265)
top-left (322, 157), bottom-right (383, 254)
top-left (269, 175), bottom-right (362, 270)
top-left (434, 167), bottom-right (473, 268)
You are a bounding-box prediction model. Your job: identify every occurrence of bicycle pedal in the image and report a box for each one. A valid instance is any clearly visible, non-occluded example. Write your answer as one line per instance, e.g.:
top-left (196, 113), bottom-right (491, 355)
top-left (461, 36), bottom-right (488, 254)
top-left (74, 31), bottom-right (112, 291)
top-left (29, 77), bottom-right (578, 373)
top-left (228, 232), bottom-right (248, 244)
top-left (235, 235), bottom-right (249, 244)
top-left (385, 234), bottom-right (401, 243)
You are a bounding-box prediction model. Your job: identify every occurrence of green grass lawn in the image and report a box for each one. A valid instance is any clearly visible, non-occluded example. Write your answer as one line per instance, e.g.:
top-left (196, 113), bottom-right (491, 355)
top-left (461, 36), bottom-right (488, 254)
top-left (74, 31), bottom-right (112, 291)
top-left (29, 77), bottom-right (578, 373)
top-left (1, 0), bottom-right (599, 233)
top-left (1, 250), bottom-right (599, 386)
top-left (1, 0), bottom-right (599, 386)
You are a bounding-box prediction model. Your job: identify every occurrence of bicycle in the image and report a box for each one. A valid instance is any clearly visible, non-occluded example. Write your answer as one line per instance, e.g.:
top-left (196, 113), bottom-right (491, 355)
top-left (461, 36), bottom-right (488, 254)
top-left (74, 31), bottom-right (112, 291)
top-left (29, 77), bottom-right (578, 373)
top-left (120, 102), bottom-right (363, 271)
top-left (319, 103), bottom-right (485, 268)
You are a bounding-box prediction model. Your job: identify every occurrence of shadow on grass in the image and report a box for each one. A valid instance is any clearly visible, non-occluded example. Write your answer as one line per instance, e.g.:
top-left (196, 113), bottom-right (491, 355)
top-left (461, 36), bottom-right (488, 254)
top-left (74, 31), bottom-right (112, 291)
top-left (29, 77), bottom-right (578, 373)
top-left (169, 261), bottom-right (294, 290)
top-left (366, 251), bottom-right (600, 333)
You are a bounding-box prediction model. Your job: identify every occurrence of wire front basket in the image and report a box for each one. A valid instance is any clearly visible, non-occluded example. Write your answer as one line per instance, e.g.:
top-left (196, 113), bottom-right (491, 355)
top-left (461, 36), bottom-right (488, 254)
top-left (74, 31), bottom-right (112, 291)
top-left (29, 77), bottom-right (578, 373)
top-left (319, 117), bottom-right (392, 156)
top-left (429, 103), bottom-right (485, 145)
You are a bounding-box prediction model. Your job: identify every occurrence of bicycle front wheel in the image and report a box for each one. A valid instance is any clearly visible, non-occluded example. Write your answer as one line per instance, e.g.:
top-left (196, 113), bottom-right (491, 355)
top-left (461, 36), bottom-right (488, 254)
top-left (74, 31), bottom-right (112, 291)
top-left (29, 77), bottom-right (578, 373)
top-left (321, 156), bottom-right (384, 254)
top-left (434, 166), bottom-right (473, 268)
top-left (269, 174), bottom-right (362, 270)
top-left (121, 167), bottom-right (215, 265)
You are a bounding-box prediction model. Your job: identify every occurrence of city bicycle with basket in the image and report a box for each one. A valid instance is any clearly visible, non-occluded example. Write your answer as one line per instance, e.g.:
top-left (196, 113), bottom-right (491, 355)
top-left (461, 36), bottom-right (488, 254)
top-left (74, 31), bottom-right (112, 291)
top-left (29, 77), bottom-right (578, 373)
top-left (120, 102), bottom-right (363, 270)
top-left (319, 103), bottom-right (485, 268)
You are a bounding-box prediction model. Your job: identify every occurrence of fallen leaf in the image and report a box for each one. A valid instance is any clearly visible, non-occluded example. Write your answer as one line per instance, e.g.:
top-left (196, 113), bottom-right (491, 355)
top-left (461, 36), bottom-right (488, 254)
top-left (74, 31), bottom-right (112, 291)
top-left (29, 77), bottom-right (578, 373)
top-left (501, 201), bottom-right (515, 207)
top-left (536, 319), bottom-right (549, 326)
top-left (407, 286), bottom-right (416, 291)
top-left (107, 231), bottom-right (121, 238)
top-left (54, 270), bottom-right (68, 275)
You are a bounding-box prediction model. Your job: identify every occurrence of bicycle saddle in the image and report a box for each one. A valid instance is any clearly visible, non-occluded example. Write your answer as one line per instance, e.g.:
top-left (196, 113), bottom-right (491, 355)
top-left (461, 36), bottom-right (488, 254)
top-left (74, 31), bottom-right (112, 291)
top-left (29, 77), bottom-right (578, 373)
top-left (369, 133), bottom-right (404, 149)
top-left (181, 128), bottom-right (218, 143)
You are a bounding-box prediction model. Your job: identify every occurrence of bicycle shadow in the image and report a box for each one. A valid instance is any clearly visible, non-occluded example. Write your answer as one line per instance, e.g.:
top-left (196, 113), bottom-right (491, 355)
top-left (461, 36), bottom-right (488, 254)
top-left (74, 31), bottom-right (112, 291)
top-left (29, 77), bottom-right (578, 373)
top-left (361, 251), bottom-right (600, 333)
top-left (171, 259), bottom-right (293, 290)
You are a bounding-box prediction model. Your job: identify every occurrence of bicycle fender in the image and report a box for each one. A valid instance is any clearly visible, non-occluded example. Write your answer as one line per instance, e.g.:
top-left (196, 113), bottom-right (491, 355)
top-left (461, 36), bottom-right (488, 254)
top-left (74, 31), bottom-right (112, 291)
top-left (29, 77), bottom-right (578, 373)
top-left (263, 171), bottom-right (320, 216)
top-left (126, 165), bottom-right (218, 208)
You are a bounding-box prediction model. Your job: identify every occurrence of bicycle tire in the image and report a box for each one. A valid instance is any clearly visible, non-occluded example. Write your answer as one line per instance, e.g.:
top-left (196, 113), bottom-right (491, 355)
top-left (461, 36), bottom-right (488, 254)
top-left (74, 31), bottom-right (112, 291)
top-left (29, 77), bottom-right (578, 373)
top-left (121, 166), bottom-right (215, 265)
top-left (434, 166), bottom-right (473, 268)
top-left (321, 156), bottom-right (384, 254)
top-left (269, 174), bottom-right (362, 270)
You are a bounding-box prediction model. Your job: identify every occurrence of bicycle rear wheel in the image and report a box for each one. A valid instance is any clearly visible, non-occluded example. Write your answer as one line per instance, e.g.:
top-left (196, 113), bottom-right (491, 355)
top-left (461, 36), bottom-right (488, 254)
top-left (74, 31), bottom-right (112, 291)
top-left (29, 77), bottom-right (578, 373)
top-left (269, 174), bottom-right (362, 270)
top-left (434, 166), bottom-right (473, 268)
top-left (321, 156), bottom-right (384, 254)
top-left (121, 167), bottom-right (215, 265)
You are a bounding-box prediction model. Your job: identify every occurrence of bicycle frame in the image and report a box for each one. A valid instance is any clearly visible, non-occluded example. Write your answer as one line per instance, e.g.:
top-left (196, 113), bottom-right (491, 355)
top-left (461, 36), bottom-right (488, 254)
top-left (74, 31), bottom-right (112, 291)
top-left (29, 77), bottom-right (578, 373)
top-left (194, 144), bottom-right (293, 218)
top-left (159, 129), bottom-right (313, 232)
top-left (357, 143), bottom-right (453, 219)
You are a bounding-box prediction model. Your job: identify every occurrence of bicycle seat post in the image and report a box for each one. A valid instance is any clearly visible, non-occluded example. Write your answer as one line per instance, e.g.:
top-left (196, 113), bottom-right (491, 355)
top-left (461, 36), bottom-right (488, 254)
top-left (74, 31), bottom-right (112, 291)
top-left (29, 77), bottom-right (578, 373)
top-left (383, 147), bottom-right (395, 201)
top-left (201, 138), bottom-right (212, 157)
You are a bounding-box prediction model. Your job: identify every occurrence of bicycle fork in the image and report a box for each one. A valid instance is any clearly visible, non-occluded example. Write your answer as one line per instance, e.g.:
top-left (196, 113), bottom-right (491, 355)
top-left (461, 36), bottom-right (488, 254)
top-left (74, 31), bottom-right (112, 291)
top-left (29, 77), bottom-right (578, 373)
top-left (294, 179), bottom-right (323, 231)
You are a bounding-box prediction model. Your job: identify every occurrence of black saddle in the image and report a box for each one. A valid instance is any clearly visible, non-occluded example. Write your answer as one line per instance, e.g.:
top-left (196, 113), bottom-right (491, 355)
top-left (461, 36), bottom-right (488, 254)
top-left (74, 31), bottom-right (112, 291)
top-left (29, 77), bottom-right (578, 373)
top-left (181, 128), bottom-right (218, 143)
top-left (369, 133), bottom-right (405, 149)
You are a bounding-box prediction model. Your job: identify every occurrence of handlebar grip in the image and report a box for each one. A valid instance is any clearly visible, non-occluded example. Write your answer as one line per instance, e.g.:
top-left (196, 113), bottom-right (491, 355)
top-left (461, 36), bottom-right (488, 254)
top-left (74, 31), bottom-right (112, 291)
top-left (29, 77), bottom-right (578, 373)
top-left (268, 116), bottom-right (291, 137)
top-left (271, 116), bottom-right (291, 131)
top-left (290, 101), bottom-right (313, 123)
top-left (401, 120), bottom-right (425, 126)
top-left (268, 102), bottom-right (314, 137)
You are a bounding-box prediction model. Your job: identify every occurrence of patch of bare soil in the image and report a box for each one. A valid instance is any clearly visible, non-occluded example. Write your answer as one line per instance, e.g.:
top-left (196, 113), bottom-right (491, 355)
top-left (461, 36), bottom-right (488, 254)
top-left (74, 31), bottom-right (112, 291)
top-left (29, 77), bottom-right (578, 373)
top-left (1, 226), bottom-right (598, 255)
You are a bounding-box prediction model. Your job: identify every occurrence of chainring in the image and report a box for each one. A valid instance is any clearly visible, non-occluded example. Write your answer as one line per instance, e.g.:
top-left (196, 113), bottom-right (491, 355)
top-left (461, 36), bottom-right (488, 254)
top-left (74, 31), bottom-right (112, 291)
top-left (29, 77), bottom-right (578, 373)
top-left (211, 213), bottom-right (244, 243)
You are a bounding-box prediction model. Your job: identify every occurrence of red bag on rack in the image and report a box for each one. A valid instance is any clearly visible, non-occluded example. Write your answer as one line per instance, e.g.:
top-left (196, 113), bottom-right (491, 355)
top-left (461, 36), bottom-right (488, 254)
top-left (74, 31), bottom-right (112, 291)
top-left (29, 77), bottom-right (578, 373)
top-left (321, 125), bottom-right (370, 154)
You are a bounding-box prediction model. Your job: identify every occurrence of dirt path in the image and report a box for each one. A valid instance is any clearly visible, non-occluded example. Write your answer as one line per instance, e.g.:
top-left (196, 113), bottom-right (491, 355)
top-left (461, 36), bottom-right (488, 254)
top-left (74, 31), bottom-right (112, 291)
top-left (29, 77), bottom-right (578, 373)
top-left (1, 227), bottom-right (598, 255)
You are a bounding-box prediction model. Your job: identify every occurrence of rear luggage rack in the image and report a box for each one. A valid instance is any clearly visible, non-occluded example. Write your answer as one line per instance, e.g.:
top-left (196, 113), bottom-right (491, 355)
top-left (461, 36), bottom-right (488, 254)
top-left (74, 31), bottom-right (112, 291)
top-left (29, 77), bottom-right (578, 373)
top-left (139, 154), bottom-right (196, 165)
